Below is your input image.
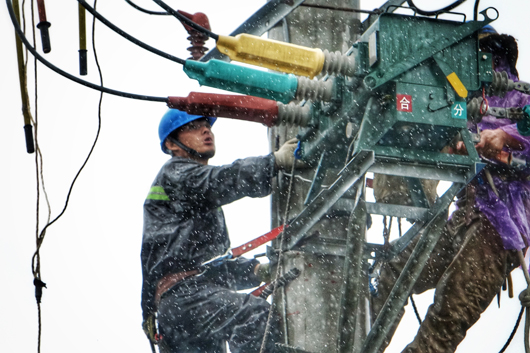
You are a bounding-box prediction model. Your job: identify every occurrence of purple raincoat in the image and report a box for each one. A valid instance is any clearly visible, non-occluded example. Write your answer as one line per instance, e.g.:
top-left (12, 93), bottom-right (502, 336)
top-left (469, 59), bottom-right (530, 250)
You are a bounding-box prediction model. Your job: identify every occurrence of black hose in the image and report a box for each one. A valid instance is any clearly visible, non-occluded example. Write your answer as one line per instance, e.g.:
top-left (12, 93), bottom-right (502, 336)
top-left (152, 0), bottom-right (218, 40)
top-left (409, 295), bottom-right (422, 325)
top-left (6, 0), bottom-right (167, 102)
top-left (498, 306), bottom-right (524, 353)
top-left (78, 0), bottom-right (185, 65)
top-left (406, 0), bottom-right (467, 16)
top-left (124, 0), bottom-right (169, 15)
top-left (473, 0), bottom-right (480, 21)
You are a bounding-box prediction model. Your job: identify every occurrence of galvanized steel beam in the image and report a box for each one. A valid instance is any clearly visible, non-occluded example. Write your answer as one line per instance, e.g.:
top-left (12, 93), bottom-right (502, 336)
top-left (284, 150), bottom-right (374, 250)
top-left (360, 182), bottom-right (464, 353)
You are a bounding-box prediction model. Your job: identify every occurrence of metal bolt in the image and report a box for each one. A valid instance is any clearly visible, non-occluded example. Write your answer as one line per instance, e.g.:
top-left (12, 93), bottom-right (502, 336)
top-left (364, 76), bottom-right (376, 88)
top-left (482, 55), bottom-right (488, 60)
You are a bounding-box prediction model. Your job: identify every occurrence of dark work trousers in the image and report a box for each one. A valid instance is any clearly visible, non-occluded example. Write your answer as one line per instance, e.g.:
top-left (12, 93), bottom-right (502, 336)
top-left (371, 203), bottom-right (520, 353)
top-left (157, 278), bottom-right (278, 353)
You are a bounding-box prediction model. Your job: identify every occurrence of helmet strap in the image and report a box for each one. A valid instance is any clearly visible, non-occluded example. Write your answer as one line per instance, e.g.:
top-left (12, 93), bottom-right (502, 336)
top-left (167, 136), bottom-right (205, 159)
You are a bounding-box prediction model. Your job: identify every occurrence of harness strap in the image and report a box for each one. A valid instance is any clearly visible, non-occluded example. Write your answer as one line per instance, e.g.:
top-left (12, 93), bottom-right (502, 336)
top-left (167, 136), bottom-right (205, 159)
top-left (154, 269), bottom-right (200, 306)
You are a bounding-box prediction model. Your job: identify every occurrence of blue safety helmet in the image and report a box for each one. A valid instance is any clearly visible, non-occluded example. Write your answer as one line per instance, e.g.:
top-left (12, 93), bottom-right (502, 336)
top-left (479, 24), bottom-right (498, 36)
top-left (158, 109), bottom-right (216, 154)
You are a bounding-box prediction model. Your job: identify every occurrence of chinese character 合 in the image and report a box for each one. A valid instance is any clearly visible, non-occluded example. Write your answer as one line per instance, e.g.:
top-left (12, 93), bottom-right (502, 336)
top-left (400, 97), bottom-right (410, 110)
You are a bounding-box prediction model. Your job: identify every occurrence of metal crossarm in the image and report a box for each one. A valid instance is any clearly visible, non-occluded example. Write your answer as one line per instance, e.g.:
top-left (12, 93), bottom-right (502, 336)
top-left (284, 150), bottom-right (375, 250)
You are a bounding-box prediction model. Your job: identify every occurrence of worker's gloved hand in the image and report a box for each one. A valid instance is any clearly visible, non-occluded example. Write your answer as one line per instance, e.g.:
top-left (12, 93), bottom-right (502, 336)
top-left (519, 288), bottom-right (530, 307)
top-left (255, 263), bottom-right (272, 283)
top-left (274, 138), bottom-right (301, 170)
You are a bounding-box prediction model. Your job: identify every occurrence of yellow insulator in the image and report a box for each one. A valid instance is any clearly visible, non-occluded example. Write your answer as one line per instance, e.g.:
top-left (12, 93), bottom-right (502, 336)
top-left (217, 34), bottom-right (325, 79)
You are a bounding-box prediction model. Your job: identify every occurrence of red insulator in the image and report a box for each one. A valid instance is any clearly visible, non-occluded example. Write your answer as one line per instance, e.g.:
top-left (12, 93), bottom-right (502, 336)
top-left (167, 92), bottom-right (280, 127)
top-left (177, 10), bottom-right (211, 61)
top-left (187, 33), bottom-right (209, 60)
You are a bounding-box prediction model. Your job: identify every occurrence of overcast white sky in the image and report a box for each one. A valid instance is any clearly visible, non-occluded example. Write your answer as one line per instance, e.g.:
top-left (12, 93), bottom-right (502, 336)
top-left (1, 1), bottom-right (529, 353)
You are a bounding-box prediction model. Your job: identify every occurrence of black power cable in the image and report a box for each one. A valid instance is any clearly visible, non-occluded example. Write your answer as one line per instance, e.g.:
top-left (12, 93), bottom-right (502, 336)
top-left (124, 0), bottom-right (169, 15)
top-left (473, 0), bottom-right (480, 21)
top-left (406, 0), bottom-right (467, 16)
top-left (499, 306), bottom-right (524, 353)
top-left (78, 0), bottom-right (185, 65)
top-left (6, 0), bottom-right (167, 102)
top-left (152, 0), bottom-right (218, 40)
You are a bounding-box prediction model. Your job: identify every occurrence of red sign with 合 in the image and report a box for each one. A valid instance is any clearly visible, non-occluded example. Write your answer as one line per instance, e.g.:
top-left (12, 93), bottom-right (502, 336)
top-left (396, 94), bottom-right (412, 112)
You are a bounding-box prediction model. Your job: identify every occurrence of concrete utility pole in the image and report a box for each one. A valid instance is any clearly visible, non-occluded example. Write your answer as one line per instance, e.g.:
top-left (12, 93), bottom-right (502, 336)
top-left (267, 2), bottom-right (364, 352)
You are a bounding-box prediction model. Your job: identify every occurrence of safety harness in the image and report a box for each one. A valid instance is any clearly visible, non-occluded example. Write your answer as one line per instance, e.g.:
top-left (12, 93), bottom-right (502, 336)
top-left (142, 224), bottom-right (293, 351)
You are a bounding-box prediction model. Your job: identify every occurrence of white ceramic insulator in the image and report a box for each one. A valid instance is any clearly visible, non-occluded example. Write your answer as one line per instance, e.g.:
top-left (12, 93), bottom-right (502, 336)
top-left (322, 49), bottom-right (357, 77)
top-left (277, 103), bottom-right (310, 127)
top-left (296, 77), bottom-right (333, 102)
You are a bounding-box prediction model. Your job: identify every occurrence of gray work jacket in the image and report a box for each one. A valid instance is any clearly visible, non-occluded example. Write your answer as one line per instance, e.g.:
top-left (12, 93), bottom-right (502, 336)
top-left (141, 154), bottom-right (275, 318)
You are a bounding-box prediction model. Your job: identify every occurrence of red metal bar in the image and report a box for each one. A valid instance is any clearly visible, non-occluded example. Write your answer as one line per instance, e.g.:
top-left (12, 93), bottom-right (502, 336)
top-left (36, 0), bottom-right (51, 53)
top-left (231, 225), bottom-right (285, 257)
top-left (250, 283), bottom-right (269, 297)
top-left (168, 92), bottom-right (280, 127)
top-left (36, 0), bottom-right (47, 22)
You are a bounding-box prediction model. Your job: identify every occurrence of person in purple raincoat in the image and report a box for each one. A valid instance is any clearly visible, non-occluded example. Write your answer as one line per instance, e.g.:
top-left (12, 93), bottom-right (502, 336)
top-left (371, 27), bottom-right (530, 353)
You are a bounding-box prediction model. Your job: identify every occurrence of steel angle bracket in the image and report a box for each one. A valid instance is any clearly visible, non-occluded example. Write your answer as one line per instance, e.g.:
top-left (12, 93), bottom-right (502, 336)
top-left (353, 96), bottom-right (395, 156)
top-left (201, 0), bottom-right (306, 62)
top-left (362, 182), bottom-right (462, 261)
top-left (360, 182), bottom-right (464, 353)
top-left (386, 182), bottom-right (463, 261)
top-left (369, 152), bottom-right (483, 183)
top-left (304, 150), bottom-right (328, 205)
top-left (284, 150), bottom-right (375, 251)
top-left (365, 202), bottom-right (429, 221)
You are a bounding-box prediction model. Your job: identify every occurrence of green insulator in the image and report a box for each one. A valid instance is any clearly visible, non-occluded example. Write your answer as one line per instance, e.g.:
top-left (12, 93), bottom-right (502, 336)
top-left (517, 105), bottom-right (530, 136)
top-left (183, 59), bottom-right (298, 104)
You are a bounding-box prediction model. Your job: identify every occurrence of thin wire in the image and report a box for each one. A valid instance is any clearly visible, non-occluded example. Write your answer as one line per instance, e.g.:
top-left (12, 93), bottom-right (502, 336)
top-left (300, 3), bottom-right (383, 15)
top-left (31, 0), bottom-right (104, 280)
top-left (259, 158), bottom-right (297, 353)
top-left (6, 0), bottom-right (168, 102)
top-left (152, 0), bottom-right (218, 40)
top-left (124, 0), bottom-right (169, 15)
top-left (409, 295), bottom-right (422, 325)
top-left (498, 307), bottom-right (524, 353)
top-left (23, 2), bottom-right (47, 351)
top-left (78, 0), bottom-right (185, 65)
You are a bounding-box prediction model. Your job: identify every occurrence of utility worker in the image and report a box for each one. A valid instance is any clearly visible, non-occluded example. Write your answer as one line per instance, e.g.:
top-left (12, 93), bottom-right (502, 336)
top-left (372, 26), bottom-right (530, 353)
top-left (141, 109), bottom-right (298, 353)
